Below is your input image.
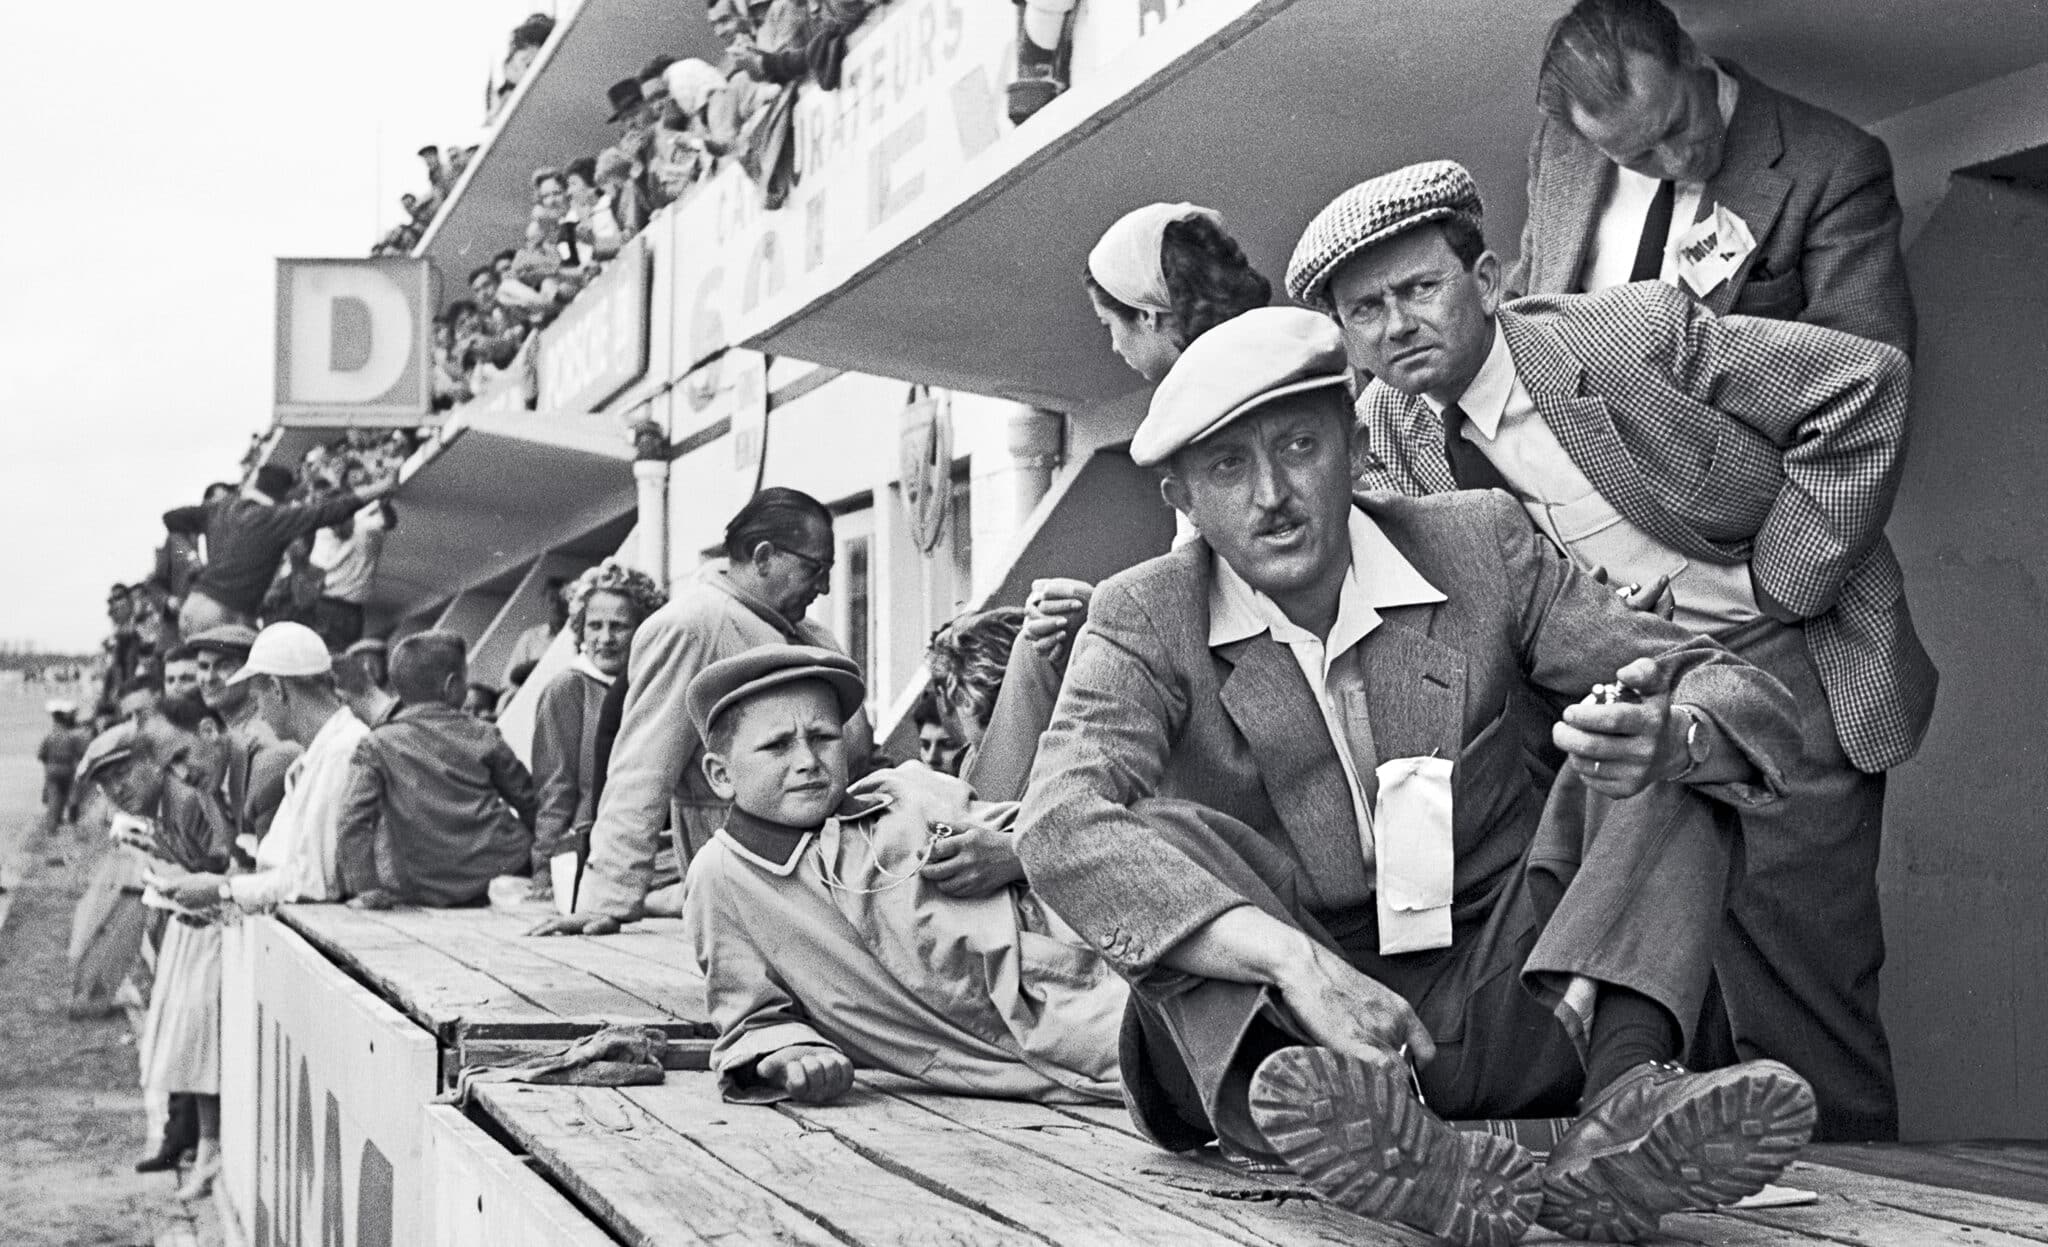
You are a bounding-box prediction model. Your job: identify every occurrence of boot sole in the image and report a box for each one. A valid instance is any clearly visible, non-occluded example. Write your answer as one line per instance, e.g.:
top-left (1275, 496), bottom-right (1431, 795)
top-left (1249, 1046), bottom-right (1541, 1247)
top-left (1540, 1061), bottom-right (1817, 1242)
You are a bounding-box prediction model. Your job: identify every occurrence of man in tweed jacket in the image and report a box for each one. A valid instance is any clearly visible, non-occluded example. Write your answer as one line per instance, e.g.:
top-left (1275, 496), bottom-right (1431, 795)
top-left (1507, 0), bottom-right (1913, 357)
top-left (1019, 307), bottom-right (1812, 1246)
top-left (1290, 159), bottom-right (1934, 1141)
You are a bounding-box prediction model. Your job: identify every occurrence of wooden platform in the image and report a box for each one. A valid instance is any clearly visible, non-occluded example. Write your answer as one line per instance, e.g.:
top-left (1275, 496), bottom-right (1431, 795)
top-left (474, 1072), bottom-right (2048, 1246)
top-left (279, 903), bottom-right (712, 1083)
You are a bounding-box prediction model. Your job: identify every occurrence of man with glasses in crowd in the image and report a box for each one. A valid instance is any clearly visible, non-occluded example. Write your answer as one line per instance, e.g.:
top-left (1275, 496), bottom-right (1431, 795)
top-left (532, 487), bottom-right (873, 936)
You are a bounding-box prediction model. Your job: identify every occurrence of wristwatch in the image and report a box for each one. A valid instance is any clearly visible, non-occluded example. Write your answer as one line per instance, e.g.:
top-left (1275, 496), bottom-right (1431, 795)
top-left (1670, 704), bottom-right (1711, 781)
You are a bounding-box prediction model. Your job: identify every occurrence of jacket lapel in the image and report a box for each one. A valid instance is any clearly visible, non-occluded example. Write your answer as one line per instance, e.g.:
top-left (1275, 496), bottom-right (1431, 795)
top-left (1399, 399), bottom-right (1461, 494)
top-left (1217, 635), bottom-right (1353, 863)
top-left (1356, 609), bottom-right (1466, 769)
top-left (1499, 308), bottom-right (1730, 562)
top-left (1699, 67), bottom-right (1791, 314)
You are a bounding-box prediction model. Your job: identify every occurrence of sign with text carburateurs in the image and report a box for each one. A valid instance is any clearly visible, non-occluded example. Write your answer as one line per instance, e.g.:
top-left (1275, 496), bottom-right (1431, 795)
top-left (671, 0), bottom-right (1212, 372)
top-left (239, 917), bottom-right (437, 1247)
top-left (672, 0), bottom-right (1017, 372)
top-left (275, 258), bottom-right (434, 422)
top-left (536, 237), bottom-right (652, 414)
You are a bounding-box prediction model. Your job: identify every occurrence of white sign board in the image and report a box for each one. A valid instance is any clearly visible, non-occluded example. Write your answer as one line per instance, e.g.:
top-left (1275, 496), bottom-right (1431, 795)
top-left (669, 0), bottom-right (1212, 374)
top-left (275, 259), bottom-right (434, 421)
top-left (421, 1106), bottom-right (618, 1247)
top-left (240, 916), bottom-right (438, 1247)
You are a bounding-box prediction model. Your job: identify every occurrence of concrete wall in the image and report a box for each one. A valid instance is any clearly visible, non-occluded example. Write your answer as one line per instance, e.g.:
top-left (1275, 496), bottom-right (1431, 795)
top-left (1883, 173), bottom-right (2048, 1140)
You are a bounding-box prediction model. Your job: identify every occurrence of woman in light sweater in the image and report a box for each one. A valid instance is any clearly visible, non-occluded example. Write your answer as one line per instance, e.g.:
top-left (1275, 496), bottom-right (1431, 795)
top-left (528, 562), bottom-right (666, 899)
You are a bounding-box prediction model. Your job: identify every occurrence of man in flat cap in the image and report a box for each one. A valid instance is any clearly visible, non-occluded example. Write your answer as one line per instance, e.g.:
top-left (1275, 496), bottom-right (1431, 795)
top-left (188, 623), bottom-right (301, 847)
top-left (1019, 306), bottom-right (1812, 1245)
top-left (1290, 159), bottom-right (1931, 1143)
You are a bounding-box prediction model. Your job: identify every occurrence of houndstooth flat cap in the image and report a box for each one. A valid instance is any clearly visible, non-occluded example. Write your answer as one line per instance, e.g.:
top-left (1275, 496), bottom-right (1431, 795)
top-left (1287, 161), bottom-right (1485, 310)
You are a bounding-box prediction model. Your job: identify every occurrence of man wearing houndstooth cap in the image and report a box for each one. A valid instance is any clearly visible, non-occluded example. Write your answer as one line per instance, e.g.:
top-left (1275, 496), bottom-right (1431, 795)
top-left (1290, 160), bottom-right (1933, 1150)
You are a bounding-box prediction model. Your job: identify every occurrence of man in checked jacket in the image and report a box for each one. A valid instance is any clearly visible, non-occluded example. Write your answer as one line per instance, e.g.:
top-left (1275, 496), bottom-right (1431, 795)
top-left (1288, 160), bottom-right (1934, 1141)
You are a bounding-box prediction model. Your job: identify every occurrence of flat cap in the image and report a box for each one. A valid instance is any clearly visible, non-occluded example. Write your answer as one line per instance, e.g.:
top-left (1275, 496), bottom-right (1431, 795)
top-left (186, 623), bottom-right (259, 657)
top-left (343, 638), bottom-right (389, 658)
top-left (1130, 307), bottom-right (1350, 467)
top-left (1286, 160), bottom-right (1484, 310)
top-left (687, 645), bottom-right (866, 740)
top-left (77, 721), bottom-right (138, 788)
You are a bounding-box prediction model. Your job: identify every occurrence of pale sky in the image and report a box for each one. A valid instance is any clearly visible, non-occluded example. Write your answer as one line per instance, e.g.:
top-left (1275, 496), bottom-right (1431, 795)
top-left (0, 0), bottom-right (563, 651)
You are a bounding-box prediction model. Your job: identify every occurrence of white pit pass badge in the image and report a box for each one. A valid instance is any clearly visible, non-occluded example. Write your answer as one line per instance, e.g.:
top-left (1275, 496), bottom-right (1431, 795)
top-left (1374, 755), bottom-right (1456, 954)
top-left (1673, 203), bottom-right (1757, 298)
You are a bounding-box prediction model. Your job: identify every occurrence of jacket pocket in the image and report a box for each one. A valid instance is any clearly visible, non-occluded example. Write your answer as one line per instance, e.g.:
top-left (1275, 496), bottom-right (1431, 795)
top-left (1733, 266), bottom-right (1806, 318)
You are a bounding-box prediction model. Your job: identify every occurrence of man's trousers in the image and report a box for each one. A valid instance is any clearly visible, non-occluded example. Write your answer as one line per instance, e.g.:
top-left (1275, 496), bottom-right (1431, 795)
top-left (1116, 777), bottom-right (1739, 1155)
top-left (1693, 617), bottom-right (1896, 1142)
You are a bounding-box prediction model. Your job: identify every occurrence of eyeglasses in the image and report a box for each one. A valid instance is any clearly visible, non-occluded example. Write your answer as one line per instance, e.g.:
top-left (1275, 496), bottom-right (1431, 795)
top-left (774, 544), bottom-right (834, 584)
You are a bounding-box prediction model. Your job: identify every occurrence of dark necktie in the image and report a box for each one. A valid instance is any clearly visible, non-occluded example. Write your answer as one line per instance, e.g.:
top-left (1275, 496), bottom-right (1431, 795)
top-left (1630, 179), bottom-right (1676, 283)
top-left (1441, 403), bottom-right (1514, 493)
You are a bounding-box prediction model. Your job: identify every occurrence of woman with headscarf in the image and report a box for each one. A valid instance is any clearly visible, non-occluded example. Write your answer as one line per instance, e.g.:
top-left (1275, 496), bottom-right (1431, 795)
top-left (1084, 201), bottom-right (1272, 381)
top-left (528, 562), bottom-right (667, 902)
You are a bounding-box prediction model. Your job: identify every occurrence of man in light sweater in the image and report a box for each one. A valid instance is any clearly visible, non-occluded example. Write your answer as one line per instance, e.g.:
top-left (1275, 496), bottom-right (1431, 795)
top-left (531, 488), bottom-right (871, 935)
top-left (163, 623), bottom-right (369, 912)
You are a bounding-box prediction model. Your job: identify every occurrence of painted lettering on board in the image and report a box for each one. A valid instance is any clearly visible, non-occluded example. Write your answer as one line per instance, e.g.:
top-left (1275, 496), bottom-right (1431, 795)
top-left (252, 1014), bottom-right (393, 1247)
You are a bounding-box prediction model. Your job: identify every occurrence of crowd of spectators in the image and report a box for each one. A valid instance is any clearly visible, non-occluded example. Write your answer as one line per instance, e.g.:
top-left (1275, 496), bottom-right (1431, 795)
top-left (388, 0), bottom-right (1089, 409)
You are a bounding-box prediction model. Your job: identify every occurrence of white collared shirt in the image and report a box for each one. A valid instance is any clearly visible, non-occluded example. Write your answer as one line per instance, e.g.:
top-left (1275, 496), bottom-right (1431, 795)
top-left (1580, 65), bottom-right (1742, 293)
top-left (228, 706), bottom-right (369, 910)
top-left (1208, 508), bottom-right (1447, 879)
top-left (1432, 324), bottom-right (1759, 632)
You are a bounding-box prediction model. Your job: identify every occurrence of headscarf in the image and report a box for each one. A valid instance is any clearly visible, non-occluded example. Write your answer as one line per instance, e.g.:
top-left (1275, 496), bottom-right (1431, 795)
top-left (664, 59), bottom-right (729, 117)
top-left (1086, 202), bottom-right (1224, 315)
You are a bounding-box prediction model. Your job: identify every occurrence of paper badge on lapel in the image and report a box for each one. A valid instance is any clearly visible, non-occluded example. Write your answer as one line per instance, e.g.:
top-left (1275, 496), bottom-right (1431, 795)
top-left (1673, 203), bottom-right (1758, 298)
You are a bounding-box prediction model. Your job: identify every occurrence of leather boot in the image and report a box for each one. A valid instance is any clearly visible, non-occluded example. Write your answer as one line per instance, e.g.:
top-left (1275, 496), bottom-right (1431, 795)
top-left (1539, 1059), bottom-right (1815, 1241)
top-left (1249, 1046), bottom-right (1541, 1247)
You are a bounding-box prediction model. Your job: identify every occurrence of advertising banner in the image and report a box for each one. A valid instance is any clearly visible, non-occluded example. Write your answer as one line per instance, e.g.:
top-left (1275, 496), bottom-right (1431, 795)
top-left (275, 259), bottom-right (435, 422)
top-left (230, 916), bottom-right (438, 1247)
top-left (666, 0), bottom-right (1216, 374)
top-left (536, 237), bottom-right (652, 414)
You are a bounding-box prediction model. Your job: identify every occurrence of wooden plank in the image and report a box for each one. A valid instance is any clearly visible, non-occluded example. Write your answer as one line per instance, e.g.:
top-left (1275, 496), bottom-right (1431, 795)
top-left (1926, 1142), bottom-right (2048, 1187)
top-left (622, 1080), bottom-right (1042, 1245)
top-left (420, 1104), bottom-right (619, 1247)
top-left (487, 925), bottom-right (711, 1032)
top-left (876, 1076), bottom-right (1433, 1247)
top-left (473, 1082), bottom-right (889, 1246)
top-left (1780, 1160), bottom-right (2048, 1240)
top-left (771, 1080), bottom-right (1289, 1246)
top-left (1719, 1194), bottom-right (2048, 1246)
top-left (281, 905), bottom-right (541, 1039)
top-left (1808, 1143), bottom-right (2048, 1205)
top-left (379, 908), bottom-right (682, 1022)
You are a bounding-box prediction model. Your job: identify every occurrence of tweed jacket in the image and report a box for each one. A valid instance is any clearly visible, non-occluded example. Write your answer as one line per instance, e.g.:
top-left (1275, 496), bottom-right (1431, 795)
top-left (1508, 65), bottom-right (1915, 357)
top-left (1356, 283), bottom-right (1934, 773)
top-left (1017, 491), bottom-right (1799, 979)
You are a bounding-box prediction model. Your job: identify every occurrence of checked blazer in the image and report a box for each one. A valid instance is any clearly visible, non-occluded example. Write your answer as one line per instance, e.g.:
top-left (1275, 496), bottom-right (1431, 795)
top-left (1508, 65), bottom-right (1915, 358)
top-left (1356, 282), bottom-right (1935, 773)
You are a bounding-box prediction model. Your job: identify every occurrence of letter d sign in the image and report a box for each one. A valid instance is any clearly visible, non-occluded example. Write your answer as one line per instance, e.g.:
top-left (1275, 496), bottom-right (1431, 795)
top-left (275, 258), bottom-right (433, 421)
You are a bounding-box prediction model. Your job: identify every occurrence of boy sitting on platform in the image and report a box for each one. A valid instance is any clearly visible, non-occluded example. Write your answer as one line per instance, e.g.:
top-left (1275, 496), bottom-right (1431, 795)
top-left (339, 631), bottom-right (536, 908)
top-left (681, 644), bottom-right (1126, 1106)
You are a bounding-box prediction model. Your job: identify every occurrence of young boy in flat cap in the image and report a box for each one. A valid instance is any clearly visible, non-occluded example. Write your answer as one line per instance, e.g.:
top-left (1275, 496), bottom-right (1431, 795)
top-left (680, 644), bottom-right (1125, 1105)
